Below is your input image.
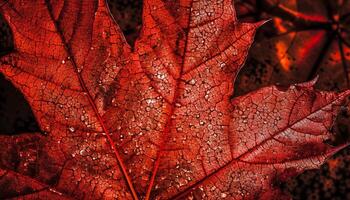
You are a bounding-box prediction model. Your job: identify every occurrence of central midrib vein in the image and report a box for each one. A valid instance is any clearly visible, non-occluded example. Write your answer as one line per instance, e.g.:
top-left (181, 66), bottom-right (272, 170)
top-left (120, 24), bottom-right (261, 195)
top-left (44, 1), bottom-right (138, 199)
top-left (144, 1), bottom-right (195, 199)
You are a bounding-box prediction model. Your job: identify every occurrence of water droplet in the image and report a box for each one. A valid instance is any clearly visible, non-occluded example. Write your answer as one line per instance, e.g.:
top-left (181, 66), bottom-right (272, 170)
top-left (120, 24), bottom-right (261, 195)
top-left (220, 62), bottom-right (226, 68)
top-left (146, 98), bottom-right (155, 104)
top-left (189, 79), bottom-right (196, 85)
top-left (175, 103), bottom-right (182, 107)
top-left (68, 127), bottom-right (75, 132)
top-left (157, 73), bottom-right (166, 80)
top-left (61, 60), bottom-right (65, 64)
top-left (221, 193), bottom-right (227, 198)
top-left (233, 49), bottom-right (238, 56)
top-left (111, 98), bottom-right (117, 106)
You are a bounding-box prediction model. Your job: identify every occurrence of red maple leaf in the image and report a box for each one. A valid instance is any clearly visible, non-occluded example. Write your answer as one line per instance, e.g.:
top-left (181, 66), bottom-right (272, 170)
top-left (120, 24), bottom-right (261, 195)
top-left (0, 0), bottom-right (349, 199)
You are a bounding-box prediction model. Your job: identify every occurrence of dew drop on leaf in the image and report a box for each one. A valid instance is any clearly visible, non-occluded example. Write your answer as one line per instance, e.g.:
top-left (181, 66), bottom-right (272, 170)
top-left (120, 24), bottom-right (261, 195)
top-left (221, 192), bottom-right (227, 198)
top-left (189, 79), bottom-right (196, 85)
top-left (68, 127), bottom-right (75, 132)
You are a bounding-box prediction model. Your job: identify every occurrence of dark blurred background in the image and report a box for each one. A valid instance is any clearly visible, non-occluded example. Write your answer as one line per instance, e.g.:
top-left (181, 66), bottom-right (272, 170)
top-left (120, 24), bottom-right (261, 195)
top-left (1, 0), bottom-right (350, 199)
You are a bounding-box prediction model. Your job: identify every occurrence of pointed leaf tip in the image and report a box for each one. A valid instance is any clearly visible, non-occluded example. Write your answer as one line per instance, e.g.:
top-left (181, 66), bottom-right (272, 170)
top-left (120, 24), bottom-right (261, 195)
top-left (296, 75), bottom-right (319, 88)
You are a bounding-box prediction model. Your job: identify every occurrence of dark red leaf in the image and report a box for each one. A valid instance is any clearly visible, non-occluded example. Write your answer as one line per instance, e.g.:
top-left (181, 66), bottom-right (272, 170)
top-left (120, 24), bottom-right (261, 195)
top-left (0, 0), bottom-right (349, 199)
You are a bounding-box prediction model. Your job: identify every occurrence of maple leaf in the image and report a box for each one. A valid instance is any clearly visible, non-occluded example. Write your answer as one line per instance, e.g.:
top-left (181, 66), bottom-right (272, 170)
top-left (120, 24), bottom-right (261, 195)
top-left (0, 0), bottom-right (349, 199)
